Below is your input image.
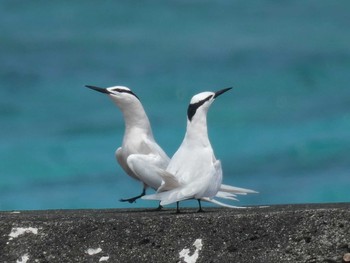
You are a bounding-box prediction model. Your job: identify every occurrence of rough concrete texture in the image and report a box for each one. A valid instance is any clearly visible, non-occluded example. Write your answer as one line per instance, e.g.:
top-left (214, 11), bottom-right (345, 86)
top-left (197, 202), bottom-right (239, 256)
top-left (0, 203), bottom-right (350, 263)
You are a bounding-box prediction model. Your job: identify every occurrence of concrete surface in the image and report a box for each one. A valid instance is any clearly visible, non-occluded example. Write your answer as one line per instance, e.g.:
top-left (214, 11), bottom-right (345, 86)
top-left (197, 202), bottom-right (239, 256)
top-left (1, 203), bottom-right (350, 263)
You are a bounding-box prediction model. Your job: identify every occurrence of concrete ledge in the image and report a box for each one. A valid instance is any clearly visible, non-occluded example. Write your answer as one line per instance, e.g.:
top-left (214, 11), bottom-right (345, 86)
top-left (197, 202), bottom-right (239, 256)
top-left (1, 203), bottom-right (350, 263)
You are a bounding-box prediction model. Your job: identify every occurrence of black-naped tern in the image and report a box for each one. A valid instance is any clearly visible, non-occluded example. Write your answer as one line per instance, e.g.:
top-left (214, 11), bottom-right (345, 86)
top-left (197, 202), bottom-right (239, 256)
top-left (142, 88), bottom-right (257, 212)
top-left (86, 85), bottom-right (170, 207)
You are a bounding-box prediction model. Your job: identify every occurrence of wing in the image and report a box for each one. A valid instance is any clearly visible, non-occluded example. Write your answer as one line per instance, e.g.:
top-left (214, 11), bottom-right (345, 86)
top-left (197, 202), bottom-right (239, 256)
top-left (140, 136), bottom-right (170, 169)
top-left (197, 159), bottom-right (223, 199)
top-left (116, 147), bottom-right (139, 181)
top-left (212, 160), bottom-right (223, 194)
top-left (142, 169), bottom-right (196, 206)
top-left (156, 169), bottom-right (181, 192)
top-left (127, 154), bottom-right (167, 190)
top-left (143, 186), bottom-right (197, 206)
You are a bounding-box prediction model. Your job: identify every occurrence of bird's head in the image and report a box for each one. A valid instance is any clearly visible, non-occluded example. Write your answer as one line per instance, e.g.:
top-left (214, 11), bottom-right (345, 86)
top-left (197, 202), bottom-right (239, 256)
top-left (187, 87), bottom-right (232, 122)
top-left (86, 85), bottom-right (140, 105)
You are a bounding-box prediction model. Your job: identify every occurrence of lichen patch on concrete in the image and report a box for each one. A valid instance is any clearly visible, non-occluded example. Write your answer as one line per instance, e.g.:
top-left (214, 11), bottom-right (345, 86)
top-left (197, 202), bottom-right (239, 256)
top-left (179, 238), bottom-right (203, 263)
top-left (8, 227), bottom-right (39, 241)
top-left (16, 253), bottom-right (29, 263)
top-left (86, 247), bottom-right (102, 255)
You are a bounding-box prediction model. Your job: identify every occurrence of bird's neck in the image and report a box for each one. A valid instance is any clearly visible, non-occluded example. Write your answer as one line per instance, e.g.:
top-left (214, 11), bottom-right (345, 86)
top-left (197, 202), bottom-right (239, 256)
top-left (184, 115), bottom-right (211, 147)
top-left (114, 100), bottom-right (152, 134)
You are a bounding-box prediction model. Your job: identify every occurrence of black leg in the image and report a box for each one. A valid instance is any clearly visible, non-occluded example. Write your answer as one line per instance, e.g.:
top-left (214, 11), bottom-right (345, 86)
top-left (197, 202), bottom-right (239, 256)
top-left (197, 199), bottom-right (204, 213)
top-left (120, 188), bottom-right (146, 203)
top-left (155, 202), bottom-right (163, 211)
top-left (176, 201), bottom-right (181, 213)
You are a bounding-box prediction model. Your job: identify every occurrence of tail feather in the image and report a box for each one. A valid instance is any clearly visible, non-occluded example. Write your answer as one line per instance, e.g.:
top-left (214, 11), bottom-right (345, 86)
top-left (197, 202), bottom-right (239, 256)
top-left (201, 197), bottom-right (247, 209)
top-left (219, 184), bottom-right (258, 195)
top-left (215, 191), bottom-right (239, 201)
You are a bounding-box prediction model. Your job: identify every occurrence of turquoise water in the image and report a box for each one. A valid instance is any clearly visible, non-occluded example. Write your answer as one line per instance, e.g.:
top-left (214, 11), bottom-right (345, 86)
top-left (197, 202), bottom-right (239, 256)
top-left (1, 1), bottom-right (350, 210)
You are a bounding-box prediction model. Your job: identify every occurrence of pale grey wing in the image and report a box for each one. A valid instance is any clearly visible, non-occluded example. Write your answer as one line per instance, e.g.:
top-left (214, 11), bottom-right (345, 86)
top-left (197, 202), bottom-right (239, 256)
top-left (126, 154), bottom-right (165, 190)
top-left (199, 159), bottom-right (223, 198)
top-left (115, 147), bottom-right (139, 181)
top-left (141, 136), bottom-right (170, 169)
top-left (149, 157), bottom-right (221, 203)
top-left (213, 160), bottom-right (223, 193)
top-left (156, 169), bottom-right (181, 192)
top-left (143, 185), bottom-right (197, 206)
top-left (142, 169), bottom-right (195, 205)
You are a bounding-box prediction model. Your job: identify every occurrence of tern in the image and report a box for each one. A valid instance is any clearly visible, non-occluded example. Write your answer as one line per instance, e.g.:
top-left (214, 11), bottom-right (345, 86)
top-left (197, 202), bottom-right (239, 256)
top-left (86, 85), bottom-right (170, 206)
top-left (142, 88), bottom-right (257, 212)
top-left (86, 85), bottom-right (256, 211)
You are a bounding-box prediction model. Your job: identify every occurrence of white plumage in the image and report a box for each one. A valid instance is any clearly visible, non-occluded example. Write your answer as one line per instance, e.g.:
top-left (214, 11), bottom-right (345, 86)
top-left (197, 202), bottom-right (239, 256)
top-left (87, 85), bottom-right (257, 211)
top-left (143, 88), bottom-right (257, 211)
top-left (86, 85), bottom-right (169, 204)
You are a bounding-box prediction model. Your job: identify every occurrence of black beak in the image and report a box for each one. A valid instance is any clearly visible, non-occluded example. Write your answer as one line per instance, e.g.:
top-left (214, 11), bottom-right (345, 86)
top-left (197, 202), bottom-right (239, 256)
top-left (85, 85), bottom-right (110, 94)
top-left (214, 87), bottom-right (232, 98)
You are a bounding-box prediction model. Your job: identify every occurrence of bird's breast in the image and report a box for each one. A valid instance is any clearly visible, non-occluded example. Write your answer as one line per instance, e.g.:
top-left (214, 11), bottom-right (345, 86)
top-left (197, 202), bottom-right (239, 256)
top-left (167, 146), bottom-right (214, 183)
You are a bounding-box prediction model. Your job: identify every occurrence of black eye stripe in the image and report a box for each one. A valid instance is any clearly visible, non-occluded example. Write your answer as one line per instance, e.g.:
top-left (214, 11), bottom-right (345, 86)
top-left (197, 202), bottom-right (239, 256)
top-left (112, 88), bottom-right (140, 100)
top-left (187, 95), bottom-right (213, 121)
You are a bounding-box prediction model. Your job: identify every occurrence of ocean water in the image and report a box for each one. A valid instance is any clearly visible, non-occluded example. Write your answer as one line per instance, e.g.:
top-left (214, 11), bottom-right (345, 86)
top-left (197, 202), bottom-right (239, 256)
top-left (1, 1), bottom-right (350, 210)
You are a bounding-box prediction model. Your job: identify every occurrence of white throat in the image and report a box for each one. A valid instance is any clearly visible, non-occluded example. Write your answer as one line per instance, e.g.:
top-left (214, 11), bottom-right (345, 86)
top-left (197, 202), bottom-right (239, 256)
top-left (184, 108), bottom-right (211, 147)
top-left (110, 96), bottom-right (152, 133)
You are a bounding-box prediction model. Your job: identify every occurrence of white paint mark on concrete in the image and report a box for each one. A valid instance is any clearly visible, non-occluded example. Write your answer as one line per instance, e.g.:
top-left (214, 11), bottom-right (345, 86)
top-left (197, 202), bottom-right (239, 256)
top-left (86, 247), bottom-right (102, 255)
top-left (179, 239), bottom-right (203, 263)
top-left (16, 253), bottom-right (29, 263)
top-left (8, 227), bottom-right (39, 241)
top-left (99, 256), bottom-right (110, 262)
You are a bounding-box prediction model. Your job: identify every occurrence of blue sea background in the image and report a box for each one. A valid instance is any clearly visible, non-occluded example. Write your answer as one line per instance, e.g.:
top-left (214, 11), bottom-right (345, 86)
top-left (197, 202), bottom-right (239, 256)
top-left (1, 1), bottom-right (349, 211)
